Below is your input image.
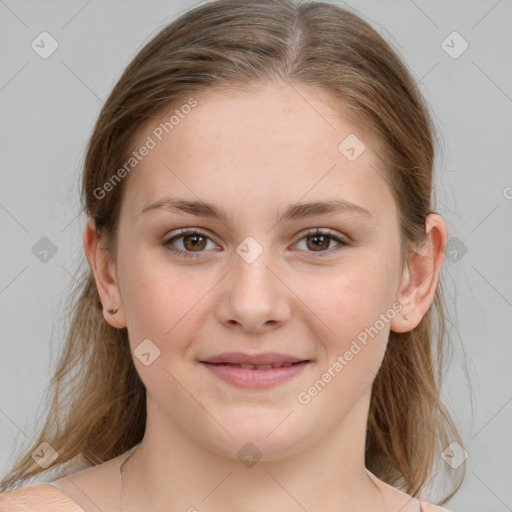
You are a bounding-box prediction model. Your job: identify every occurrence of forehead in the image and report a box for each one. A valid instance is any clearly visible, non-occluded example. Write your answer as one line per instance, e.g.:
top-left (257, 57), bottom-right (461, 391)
top-left (121, 82), bottom-right (395, 223)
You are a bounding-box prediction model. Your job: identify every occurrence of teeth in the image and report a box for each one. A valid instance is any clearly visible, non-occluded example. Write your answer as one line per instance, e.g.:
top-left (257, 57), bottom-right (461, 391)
top-left (222, 362), bottom-right (299, 369)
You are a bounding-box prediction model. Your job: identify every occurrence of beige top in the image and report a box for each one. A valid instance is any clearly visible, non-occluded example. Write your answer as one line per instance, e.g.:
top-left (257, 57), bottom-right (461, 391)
top-left (0, 483), bottom-right (453, 511)
top-left (0, 484), bottom-right (85, 511)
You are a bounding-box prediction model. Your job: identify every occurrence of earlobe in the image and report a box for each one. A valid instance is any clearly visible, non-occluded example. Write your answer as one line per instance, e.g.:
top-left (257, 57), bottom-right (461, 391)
top-left (390, 213), bottom-right (447, 334)
top-left (83, 217), bottom-right (127, 329)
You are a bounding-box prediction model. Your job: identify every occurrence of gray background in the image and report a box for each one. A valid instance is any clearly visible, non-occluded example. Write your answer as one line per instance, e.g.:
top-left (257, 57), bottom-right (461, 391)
top-left (1, 1), bottom-right (511, 510)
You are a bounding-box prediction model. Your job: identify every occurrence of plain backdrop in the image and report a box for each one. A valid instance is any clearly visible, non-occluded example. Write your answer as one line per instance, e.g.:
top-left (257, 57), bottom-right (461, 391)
top-left (1, 1), bottom-right (511, 511)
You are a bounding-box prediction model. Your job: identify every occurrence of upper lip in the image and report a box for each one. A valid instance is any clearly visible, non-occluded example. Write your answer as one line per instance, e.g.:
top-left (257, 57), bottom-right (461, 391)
top-left (200, 352), bottom-right (310, 365)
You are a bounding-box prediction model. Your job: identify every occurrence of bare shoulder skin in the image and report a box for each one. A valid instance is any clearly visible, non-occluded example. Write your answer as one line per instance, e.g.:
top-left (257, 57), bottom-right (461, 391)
top-left (48, 451), bottom-right (131, 512)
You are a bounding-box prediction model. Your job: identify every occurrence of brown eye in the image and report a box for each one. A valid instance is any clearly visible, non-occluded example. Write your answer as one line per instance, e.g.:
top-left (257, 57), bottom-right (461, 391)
top-left (182, 233), bottom-right (207, 251)
top-left (164, 228), bottom-right (348, 259)
top-left (294, 229), bottom-right (348, 257)
top-left (306, 233), bottom-right (331, 251)
top-left (164, 229), bottom-right (217, 258)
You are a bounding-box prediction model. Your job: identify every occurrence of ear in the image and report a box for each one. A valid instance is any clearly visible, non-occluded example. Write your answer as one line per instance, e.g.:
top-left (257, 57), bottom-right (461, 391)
top-left (83, 217), bottom-right (127, 329)
top-left (390, 213), bottom-right (447, 333)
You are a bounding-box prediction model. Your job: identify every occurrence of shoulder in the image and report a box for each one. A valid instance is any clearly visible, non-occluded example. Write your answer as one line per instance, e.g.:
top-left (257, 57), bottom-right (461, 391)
top-left (0, 450), bottom-right (130, 512)
top-left (420, 499), bottom-right (454, 512)
top-left (0, 483), bottom-right (84, 511)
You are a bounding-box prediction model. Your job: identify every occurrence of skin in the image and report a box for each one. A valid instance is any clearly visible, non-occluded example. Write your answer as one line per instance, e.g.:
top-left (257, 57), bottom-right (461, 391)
top-left (52, 81), bottom-right (448, 512)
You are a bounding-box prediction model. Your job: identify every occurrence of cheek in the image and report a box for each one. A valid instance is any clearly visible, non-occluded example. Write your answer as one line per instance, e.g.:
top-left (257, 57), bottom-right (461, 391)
top-left (118, 249), bottom-right (171, 337)
top-left (120, 251), bottom-right (214, 355)
top-left (300, 268), bottom-right (392, 410)
top-left (308, 259), bottom-right (393, 336)
top-left (297, 258), bottom-right (395, 397)
top-left (119, 258), bottom-right (205, 394)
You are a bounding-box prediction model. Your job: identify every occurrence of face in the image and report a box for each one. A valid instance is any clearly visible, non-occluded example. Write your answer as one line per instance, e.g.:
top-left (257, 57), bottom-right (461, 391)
top-left (111, 82), bottom-right (406, 459)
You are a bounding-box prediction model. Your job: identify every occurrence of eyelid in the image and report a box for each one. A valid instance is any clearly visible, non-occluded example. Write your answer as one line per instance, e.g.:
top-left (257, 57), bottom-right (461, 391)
top-left (163, 227), bottom-right (349, 258)
top-left (293, 227), bottom-right (349, 244)
top-left (164, 227), bottom-right (218, 250)
top-left (291, 228), bottom-right (349, 258)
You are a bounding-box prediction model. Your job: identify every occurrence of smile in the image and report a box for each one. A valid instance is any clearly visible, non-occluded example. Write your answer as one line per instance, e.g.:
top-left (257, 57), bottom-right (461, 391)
top-left (200, 360), bottom-right (311, 389)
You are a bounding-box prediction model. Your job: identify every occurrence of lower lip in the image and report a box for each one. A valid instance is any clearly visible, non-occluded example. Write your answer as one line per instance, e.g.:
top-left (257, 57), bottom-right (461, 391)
top-left (200, 361), bottom-right (310, 389)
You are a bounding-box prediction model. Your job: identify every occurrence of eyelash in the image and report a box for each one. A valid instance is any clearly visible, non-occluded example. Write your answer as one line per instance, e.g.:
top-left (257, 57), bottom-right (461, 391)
top-left (163, 227), bottom-right (349, 259)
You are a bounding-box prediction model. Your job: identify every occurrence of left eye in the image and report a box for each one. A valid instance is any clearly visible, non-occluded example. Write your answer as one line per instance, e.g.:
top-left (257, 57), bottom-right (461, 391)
top-left (163, 228), bottom-right (348, 258)
top-left (293, 228), bottom-right (348, 256)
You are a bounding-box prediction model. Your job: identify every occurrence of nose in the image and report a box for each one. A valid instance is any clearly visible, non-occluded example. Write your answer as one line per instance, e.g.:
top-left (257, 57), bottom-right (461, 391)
top-left (214, 248), bottom-right (291, 333)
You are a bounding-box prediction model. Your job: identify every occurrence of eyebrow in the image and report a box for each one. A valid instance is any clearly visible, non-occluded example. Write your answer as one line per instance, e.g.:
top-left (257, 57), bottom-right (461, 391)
top-left (140, 197), bottom-right (373, 224)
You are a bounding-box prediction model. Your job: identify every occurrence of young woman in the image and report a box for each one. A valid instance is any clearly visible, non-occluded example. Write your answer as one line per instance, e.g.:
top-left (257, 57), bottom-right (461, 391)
top-left (0, 1), bottom-right (465, 510)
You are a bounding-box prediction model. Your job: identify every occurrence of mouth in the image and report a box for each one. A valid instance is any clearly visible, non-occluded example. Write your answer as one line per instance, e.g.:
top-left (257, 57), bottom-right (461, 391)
top-left (203, 361), bottom-right (305, 370)
top-left (199, 352), bottom-right (312, 389)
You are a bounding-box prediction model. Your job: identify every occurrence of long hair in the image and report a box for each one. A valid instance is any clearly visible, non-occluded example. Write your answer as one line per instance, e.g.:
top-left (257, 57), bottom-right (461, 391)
top-left (1, 0), bottom-right (465, 502)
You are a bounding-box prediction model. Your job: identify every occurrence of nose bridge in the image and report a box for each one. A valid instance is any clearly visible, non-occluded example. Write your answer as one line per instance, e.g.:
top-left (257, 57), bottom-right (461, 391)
top-left (232, 234), bottom-right (278, 298)
top-left (215, 234), bottom-right (290, 331)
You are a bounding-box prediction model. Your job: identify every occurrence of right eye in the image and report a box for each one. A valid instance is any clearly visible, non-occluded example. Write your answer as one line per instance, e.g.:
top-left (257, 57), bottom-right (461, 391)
top-left (163, 228), bottom-right (218, 258)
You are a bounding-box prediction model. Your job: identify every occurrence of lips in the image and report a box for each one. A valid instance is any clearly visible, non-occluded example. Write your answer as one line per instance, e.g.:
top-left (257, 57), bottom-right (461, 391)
top-left (199, 352), bottom-right (311, 389)
top-left (200, 352), bottom-right (309, 367)
top-left (200, 353), bottom-right (312, 390)
top-left (205, 361), bottom-right (304, 371)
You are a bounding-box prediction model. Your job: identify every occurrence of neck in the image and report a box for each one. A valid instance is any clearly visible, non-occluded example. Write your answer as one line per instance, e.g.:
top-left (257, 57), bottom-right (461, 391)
top-left (118, 390), bottom-right (411, 512)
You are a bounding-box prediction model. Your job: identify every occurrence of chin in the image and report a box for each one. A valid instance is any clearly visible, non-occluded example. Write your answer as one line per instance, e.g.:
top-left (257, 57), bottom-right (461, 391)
top-left (199, 408), bottom-right (312, 463)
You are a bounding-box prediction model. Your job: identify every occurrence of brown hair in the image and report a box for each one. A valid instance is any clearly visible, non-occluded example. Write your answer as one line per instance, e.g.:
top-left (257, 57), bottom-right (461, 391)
top-left (1, 0), bottom-right (465, 503)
